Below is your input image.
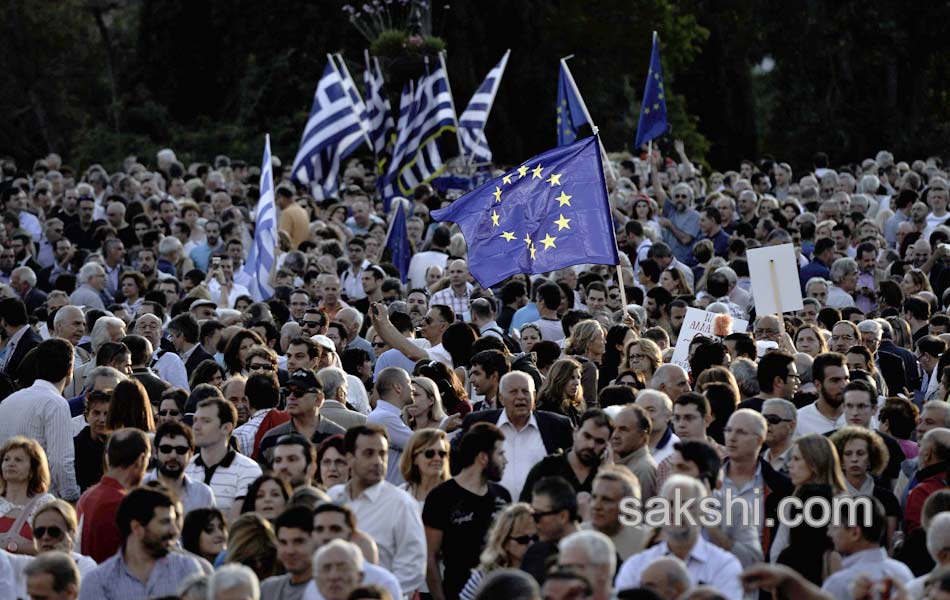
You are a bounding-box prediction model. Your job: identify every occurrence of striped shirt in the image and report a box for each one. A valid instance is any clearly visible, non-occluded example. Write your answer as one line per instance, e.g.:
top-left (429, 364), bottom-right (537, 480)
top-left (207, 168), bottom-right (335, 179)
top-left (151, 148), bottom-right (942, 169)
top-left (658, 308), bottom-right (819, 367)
top-left (232, 409), bottom-right (272, 456)
top-left (0, 379), bottom-right (80, 501)
top-left (430, 284), bottom-right (473, 322)
top-left (78, 549), bottom-right (204, 600)
top-left (184, 448), bottom-right (261, 513)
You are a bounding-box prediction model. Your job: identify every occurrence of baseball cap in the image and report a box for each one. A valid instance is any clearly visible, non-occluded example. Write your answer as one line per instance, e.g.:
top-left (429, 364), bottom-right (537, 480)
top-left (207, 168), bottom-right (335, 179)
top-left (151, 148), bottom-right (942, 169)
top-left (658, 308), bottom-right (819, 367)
top-left (285, 369), bottom-right (321, 394)
top-left (311, 334), bottom-right (335, 352)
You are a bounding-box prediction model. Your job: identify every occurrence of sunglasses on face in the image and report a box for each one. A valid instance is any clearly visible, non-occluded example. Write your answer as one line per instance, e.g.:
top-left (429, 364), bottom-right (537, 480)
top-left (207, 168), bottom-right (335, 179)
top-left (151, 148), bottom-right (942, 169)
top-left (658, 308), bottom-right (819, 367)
top-left (508, 534), bottom-right (538, 545)
top-left (158, 445), bottom-right (189, 455)
top-left (531, 509), bottom-right (560, 522)
top-left (372, 342), bottom-right (386, 348)
top-left (158, 409), bottom-right (180, 417)
top-left (420, 449), bottom-right (448, 459)
top-left (34, 526), bottom-right (64, 539)
top-left (283, 387), bottom-right (317, 397)
top-left (248, 363), bottom-right (273, 371)
top-left (763, 414), bottom-right (792, 426)
top-left (301, 320), bottom-right (322, 328)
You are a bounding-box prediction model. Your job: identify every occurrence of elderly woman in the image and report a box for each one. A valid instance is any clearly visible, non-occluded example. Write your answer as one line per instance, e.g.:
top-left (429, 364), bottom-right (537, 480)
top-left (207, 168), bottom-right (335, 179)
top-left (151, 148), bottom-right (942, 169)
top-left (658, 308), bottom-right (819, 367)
top-left (830, 426), bottom-right (900, 552)
top-left (0, 437), bottom-right (56, 554)
top-left (621, 338), bottom-right (662, 382)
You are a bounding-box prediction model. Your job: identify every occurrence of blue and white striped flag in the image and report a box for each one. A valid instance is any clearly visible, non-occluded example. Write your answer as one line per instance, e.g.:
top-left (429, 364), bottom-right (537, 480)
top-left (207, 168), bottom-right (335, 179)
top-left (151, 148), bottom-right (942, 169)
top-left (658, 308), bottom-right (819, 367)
top-left (363, 52), bottom-right (394, 160)
top-left (383, 57), bottom-right (458, 203)
top-left (459, 49), bottom-right (510, 164)
top-left (290, 59), bottom-right (366, 199)
top-left (245, 134), bottom-right (277, 301)
top-left (334, 54), bottom-right (371, 136)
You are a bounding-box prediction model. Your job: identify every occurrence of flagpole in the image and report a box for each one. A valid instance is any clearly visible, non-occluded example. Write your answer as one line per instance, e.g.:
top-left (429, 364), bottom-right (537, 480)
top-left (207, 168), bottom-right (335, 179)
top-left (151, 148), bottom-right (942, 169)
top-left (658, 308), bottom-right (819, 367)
top-left (560, 56), bottom-right (618, 182)
top-left (331, 53), bottom-right (375, 152)
top-left (437, 51), bottom-right (466, 162)
top-left (592, 129), bottom-right (628, 312)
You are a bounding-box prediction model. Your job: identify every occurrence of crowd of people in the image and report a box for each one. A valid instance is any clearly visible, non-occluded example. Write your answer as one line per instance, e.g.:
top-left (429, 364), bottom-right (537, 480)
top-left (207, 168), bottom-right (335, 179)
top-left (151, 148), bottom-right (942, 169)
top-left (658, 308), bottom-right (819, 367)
top-left (0, 145), bottom-right (948, 600)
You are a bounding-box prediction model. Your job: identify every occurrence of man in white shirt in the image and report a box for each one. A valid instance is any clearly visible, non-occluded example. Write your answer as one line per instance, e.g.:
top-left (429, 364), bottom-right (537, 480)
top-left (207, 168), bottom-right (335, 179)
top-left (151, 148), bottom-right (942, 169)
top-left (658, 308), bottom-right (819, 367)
top-left (207, 255), bottom-right (251, 309)
top-left (340, 237), bottom-right (371, 302)
top-left (822, 497), bottom-right (913, 600)
top-left (796, 352), bottom-right (848, 436)
top-left (0, 338), bottom-right (81, 501)
top-left (615, 475), bottom-right (743, 599)
top-left (328, 425), bottom-right (426, 595)
top-left (635, 390), bottom-right (680, 465)
top-left (826, 257), bottom-right (858, 309)
top-left (133, 313), bottom-right (190, 391)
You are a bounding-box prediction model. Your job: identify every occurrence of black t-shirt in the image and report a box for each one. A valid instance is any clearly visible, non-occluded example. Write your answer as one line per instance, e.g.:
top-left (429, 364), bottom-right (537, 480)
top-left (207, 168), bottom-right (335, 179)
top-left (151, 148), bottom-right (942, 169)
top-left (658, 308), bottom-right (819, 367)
top-left (422, 478), bottom-right (511, 599)
top-left (519, 452), bottom-right (598, 502)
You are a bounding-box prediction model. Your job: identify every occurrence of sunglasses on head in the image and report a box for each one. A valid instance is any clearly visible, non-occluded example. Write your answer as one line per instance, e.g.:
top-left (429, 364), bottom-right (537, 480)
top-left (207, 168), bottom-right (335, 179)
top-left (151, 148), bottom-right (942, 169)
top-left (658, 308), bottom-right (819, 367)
top-left (158, 444), bottom-right (189, 455)
top-left (34, 526), bottom-right (64, 539)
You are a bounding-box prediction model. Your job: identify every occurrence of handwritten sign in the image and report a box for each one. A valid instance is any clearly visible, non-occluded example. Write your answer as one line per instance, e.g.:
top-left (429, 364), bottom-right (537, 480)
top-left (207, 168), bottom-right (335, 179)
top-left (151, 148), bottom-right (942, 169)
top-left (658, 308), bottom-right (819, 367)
top-left (671, 308), bottom-right (749, 372)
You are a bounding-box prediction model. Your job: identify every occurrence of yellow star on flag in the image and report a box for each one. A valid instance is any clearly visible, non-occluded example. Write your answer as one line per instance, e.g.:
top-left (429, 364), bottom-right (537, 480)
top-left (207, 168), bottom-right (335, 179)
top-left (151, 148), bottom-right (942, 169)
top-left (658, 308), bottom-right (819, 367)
top-left (490, 210), bottom-right (500, 227)
top-left (540, 234), bottom-right (557, 250)
top-left (546, 173), bottom-right (562, 187)
top-left (500, 231), bottom-right (516, 242)
top-left (654, 73), bottom-right (659, 80)
top-left (653, 103), bottom-right (659, 110)
top-left (517, 165), bottom-right (529, 178)
top-left (493, 186), bottom-right (502, 203)
top-left (529, 244), bottom-right (537, 260)
top-left (531, 164), bottom-right (544, 179)
top-left (555, 191), bottom-right (572, 207)
top-left (502, 174), bottom-right (512, 185)
top-left (523, 233), bottom-right (532, 246)
top-left (554, 214), bottom-right (571, 230)
top-left (644, 107), bottom-right (650, 114)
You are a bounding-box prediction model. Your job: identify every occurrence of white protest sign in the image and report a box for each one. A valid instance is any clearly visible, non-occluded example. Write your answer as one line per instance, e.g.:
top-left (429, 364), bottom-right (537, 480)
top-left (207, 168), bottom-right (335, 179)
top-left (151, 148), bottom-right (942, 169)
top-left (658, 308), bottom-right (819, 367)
top-left (747, 243), bottom-right (804, 316)
top-left (671, 308), bottom-right (748, 372)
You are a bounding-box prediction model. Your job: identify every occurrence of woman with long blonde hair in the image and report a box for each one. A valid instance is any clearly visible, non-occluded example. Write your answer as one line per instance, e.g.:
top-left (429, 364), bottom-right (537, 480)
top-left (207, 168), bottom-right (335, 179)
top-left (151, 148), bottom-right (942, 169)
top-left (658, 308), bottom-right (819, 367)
top-left (404, 376), bottom-right (449, 431)
top-left (536, 358), bottom-right (585, 425)
top-left (458, 503), bottom-right (536, 600)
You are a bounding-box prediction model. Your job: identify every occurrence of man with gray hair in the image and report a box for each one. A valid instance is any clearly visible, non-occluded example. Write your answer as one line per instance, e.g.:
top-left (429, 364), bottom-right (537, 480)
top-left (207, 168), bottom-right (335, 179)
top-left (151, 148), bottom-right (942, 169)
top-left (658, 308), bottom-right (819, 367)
top-left (317, 366), bottom-right (366, 429)
top-left (654, 177), bottom-right (701, 267)
top-left (24, 551), bottom-right (79, 600)
top-left (10, 265), bottom-right (46, 313)
top-left (206, 563), bottom-right (260, 600)
top-left (730, 357), bottom-right (760, 401)
top-left (826, 257), bottom-right (858, 309)
top-left (616, 475), bottom-right (743, 598)
top-left (133, 312), bottom-right (189, 391)
top-left (311, 539), bottom-right (364, 600)
top-left (640, 556), bottom-right (692, 600)
top-left (651, 364), bottom-right (691, 403)
top-left (905, 428), bottom-right (950, 531)
top-left (336, 306), bottom-right (373, 358)
top-left (761, 399), bottom-right (797, 477)
top-left (70, 262), bottom-right (107, 310)
top-left (557, 530), bottom-right (617, 600)
top-left (635, 389), bottom-right (679, 464)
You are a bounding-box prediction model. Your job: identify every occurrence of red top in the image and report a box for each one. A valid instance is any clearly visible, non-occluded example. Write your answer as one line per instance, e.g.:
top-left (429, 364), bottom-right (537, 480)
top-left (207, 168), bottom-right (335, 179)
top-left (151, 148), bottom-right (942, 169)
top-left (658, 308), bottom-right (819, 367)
top-left (76, 476), bottom-right (127, 563)
top-left (252, 409), bottom-right (291, 460)
top-left (905, 468), bottom-right (949, 533)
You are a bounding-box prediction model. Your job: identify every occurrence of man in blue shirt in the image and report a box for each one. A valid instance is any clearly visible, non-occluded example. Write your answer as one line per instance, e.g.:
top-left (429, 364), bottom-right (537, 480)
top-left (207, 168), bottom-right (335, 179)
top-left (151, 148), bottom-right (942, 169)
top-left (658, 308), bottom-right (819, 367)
top-left (799, 237), bottom-right (835, 292)
top-left (188, 218), bottom-right (222, 273)
top-left (657, 183), bottom-right (701, 266)
top-left (698, 206), bottom-right (731, 258)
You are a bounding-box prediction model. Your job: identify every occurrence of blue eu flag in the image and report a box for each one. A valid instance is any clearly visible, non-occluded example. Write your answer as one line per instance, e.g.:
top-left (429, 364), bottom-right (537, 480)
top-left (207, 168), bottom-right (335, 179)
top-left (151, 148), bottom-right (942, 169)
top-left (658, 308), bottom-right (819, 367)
top-left (557, 62), bottom-right (590, 146)
top-left (634, 33), bottom-right (669, 149)
top-left (431, 136), bottom-right (620, 288)
top-left (385, 202), bottom-right (412, 283)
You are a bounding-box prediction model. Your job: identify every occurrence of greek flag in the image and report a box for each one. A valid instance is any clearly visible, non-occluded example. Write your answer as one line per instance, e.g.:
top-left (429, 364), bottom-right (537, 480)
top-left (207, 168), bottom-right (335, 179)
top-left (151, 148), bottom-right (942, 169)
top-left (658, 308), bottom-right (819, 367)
top-left (459, 49), bottom-right (510, 164)
top-left (363, 52), bottom-right (394, 160)
top-left (290, 59), bottom-right (365, 199)
top-left (334, 54), bottom-right (370, 135)
top-left (383, 56), bottom-right (458, 203)
top-left (245, 135), bottom-right (277, 301)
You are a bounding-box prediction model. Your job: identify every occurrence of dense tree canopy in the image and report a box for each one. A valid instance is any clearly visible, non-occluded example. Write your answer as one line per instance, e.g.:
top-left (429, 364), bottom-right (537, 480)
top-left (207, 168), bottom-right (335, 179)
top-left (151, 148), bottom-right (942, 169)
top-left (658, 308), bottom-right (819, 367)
top-left (2, 0), bottom-right (949, 173)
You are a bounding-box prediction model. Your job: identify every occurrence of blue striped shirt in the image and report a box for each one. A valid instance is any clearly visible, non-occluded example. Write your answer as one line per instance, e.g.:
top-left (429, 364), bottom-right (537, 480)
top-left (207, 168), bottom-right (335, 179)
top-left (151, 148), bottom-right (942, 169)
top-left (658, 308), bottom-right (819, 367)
top-left (78, 550), bottom-right (204, 600)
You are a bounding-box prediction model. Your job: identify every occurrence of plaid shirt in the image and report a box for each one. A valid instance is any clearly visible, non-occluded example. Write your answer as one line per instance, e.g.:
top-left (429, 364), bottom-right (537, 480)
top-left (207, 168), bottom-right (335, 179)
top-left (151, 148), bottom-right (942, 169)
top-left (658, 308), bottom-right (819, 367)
top-left (430, 283), bottom-right (474, 322)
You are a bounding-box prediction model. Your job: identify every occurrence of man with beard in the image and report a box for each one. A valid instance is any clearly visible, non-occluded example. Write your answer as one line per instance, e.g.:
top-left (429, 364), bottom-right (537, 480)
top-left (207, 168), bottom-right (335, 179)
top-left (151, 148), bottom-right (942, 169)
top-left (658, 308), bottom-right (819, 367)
top-left (136, 247), bottom-right (159, 287)
top-left (64, 195), bottom-right (103, 251)
top-left (189, 218), bottom-right (222, 273)
top-left (76, 428), bottom-right (151, 563)
top-left (407, 288), bottom-right (429, 329)
top-left (78, 487), bottom-right (203, 599)
top-left (645, 287), bottom-right (674, 334)
top-left (423, 423), bottom-right (511, 600)
top-left (654, 178), bottom-right (701, 268)
top-left (143, 421), bottom-right (215, 514)
top-left (796, 352), bottom-right (849, 436)
top-left (38, 237), bottom-right (79, 291)
top-left (519, 409), bottom-right (612, 502)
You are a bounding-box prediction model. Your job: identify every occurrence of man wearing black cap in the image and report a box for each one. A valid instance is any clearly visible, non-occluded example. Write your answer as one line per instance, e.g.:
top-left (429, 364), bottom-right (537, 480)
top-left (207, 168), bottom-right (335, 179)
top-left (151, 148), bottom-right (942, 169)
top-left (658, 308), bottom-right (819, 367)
top-left (257, 369), bottom-right (345, 465)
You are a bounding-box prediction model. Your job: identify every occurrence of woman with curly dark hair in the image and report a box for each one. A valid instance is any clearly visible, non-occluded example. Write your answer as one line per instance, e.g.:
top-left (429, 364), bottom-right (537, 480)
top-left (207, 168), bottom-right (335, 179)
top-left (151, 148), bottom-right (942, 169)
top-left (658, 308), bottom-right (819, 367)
top-left (222, 328), bottom-right (265, 376)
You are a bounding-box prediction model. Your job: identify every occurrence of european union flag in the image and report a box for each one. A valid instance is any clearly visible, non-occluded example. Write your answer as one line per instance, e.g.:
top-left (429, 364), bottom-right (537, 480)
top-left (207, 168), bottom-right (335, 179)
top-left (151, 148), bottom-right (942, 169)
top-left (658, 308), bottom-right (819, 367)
top-left (431, 136), bottom-right (619, 288)
top-left (634, 33), bottom-right (669, 149)
top-left (385, 202), bottom-right (412, 283)
top-left (557, 61), bottom-right (590, 146)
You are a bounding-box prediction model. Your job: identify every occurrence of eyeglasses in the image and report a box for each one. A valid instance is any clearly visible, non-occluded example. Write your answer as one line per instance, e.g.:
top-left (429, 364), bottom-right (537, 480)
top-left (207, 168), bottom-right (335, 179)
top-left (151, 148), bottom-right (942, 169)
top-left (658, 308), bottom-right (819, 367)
top-left (754, 328), bottom-right (779, 336)
top-left (507, 534), bottom-right (538, 546)
top-left (33, 526), bottom-right (64, 539)
top-left (158, 409), bottom-right (181, 417)
top-left (248, 363), bottom-right (274, 371)
top-left (628, 353), bottom-right (650, 362)
top-left (158, 444), bottom-right (189, 455)
top-left (531, 509), bottom-right (561, 522)
top-left (763, 414), bottom-right (793, 426)
top-left (421, 449), bottom-right (448, 459)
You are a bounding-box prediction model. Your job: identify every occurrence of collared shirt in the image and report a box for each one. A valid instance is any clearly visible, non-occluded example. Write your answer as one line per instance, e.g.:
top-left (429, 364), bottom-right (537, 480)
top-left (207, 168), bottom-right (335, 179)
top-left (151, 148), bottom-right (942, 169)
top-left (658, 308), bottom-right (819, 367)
top-left (328, 480), bottom-right (426, 594)
top-left (651, 428), bottom-right (680, 465)
top-left (762, 445), bottom-right (793, 477)
top-left (0, 379), bottom-right (80, 501)
top-left (496, 411), bottom-right (547, 501)
top-left (152, 350), bottom-right (190, 391)
top-left (821, 547), bottom-right (914, 600)
top-left (431, 283), bottom-right (474, 322)
top-left (233, 408), bottom-right (272, 456)
top-left (616, 444), bottom-right (658, 501)
top-left (208, 278), bottom-right (252, 308)
top-left (301, 562), bottom-right (402, 600)
top-left (103, 262), bottom-right (122, 296)
top-left (714, 463), bottom-right (765, 567)
top-left (0, 324), bottom-right (29, 373)
top-left (367, 400), bottom-right (414, 485)
top-left (826, 285), bottom-right (855, 309)
top-left (76, 476), bottom-right (127, 563)
top-left (78, 549), bottom-right (204, 600)
top-left (795, 401), bottom-right (846, 436)
top-left (142, 471), bottom-right (216, 514)
top-left (184, 448), bottom-right (262, 513)
top-left (661, 203), bottom-right (702, 266)
top-left (341, 258), bottom-right (371, 302)
top-left (615, 537), bottom-right (744, 599)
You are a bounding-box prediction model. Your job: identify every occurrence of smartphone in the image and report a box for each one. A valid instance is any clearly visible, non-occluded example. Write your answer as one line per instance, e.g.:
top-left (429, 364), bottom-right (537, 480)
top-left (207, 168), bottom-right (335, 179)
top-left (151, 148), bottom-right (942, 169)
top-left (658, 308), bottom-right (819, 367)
top-left (212, 257), bottom-right (220, 268)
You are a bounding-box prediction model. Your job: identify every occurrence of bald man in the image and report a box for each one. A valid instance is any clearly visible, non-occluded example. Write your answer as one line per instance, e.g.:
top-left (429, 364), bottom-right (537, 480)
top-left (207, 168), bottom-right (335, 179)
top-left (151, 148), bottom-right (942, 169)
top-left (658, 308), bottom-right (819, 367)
top-left (640, 556), bottom-right (692, 600)
top-left (430, 259), bottom-right (473, 322)
top-left (134, 313), bottom-right (189, 390)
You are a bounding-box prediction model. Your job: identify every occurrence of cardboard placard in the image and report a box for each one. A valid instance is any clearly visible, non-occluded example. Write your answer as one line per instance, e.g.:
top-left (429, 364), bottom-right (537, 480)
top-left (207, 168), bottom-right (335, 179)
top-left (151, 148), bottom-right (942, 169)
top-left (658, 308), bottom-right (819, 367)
top-left (747, 243), bottom-right (804, 316)
top-left (671, 308), bottom-right (749, 371)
